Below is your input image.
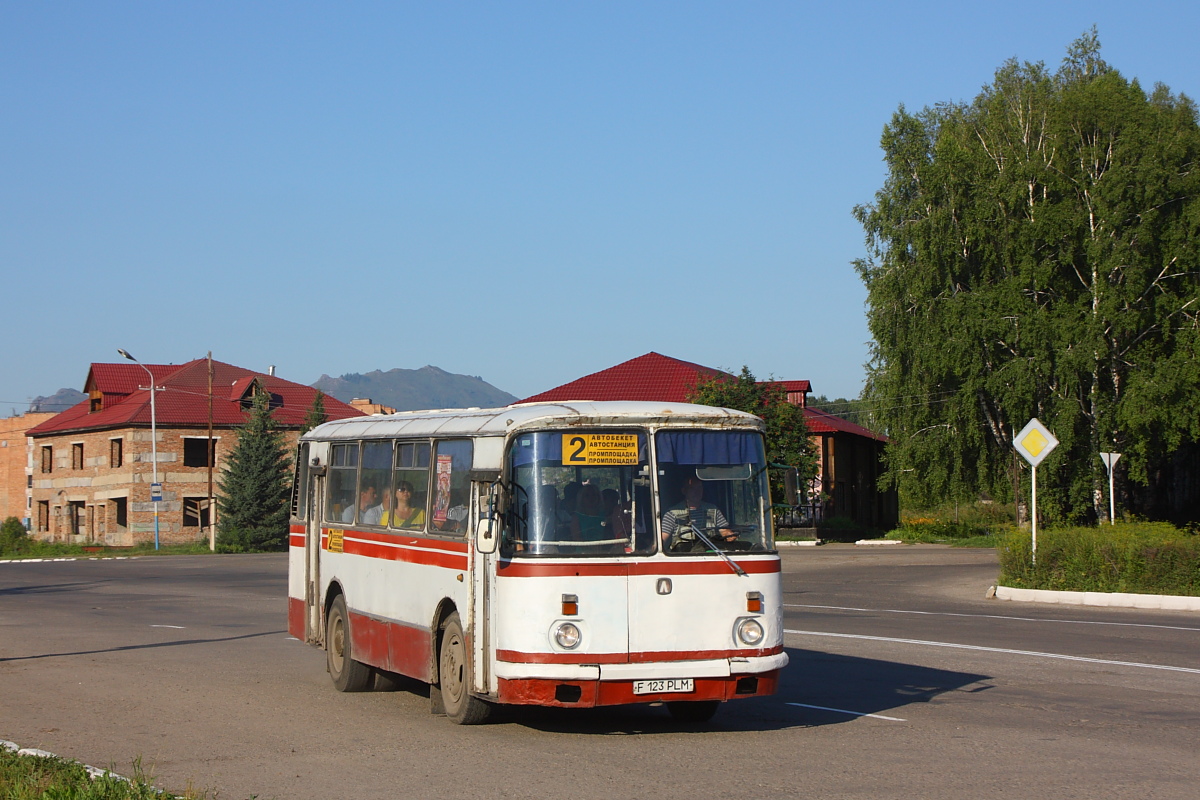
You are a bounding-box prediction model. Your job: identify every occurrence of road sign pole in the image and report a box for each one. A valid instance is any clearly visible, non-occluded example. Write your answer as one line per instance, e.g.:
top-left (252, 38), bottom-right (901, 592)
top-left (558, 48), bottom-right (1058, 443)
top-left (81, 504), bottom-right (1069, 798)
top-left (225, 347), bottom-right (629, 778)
top-left (1031, 465), bottom-right (1037, 565)
top-left (1099, 452), bottom-right (1121, 525)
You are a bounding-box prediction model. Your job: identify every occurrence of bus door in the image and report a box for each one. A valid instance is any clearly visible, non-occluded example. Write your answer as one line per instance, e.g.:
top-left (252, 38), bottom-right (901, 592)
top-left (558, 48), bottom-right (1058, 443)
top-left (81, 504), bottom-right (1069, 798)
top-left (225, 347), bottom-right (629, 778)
top-left (470, 474), bottom-right (499, 695)
top-left (305, 472), bottom-right (325, 645)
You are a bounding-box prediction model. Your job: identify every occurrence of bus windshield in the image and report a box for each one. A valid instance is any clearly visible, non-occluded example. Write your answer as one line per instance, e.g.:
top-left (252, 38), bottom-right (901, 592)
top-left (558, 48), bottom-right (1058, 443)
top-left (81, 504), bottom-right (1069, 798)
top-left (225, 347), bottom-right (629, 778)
top-left (505, 428), bottom-right (773, 557)
top-left (656, 430), bottom-right (773, 554)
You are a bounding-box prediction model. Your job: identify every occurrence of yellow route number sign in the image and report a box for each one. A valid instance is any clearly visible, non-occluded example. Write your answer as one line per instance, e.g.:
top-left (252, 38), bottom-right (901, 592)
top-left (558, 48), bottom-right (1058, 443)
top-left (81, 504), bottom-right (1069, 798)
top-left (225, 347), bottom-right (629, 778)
top-left (326, 529), bottom-right (344, 553)
top-left (562, 433), bottom-right (639, 465)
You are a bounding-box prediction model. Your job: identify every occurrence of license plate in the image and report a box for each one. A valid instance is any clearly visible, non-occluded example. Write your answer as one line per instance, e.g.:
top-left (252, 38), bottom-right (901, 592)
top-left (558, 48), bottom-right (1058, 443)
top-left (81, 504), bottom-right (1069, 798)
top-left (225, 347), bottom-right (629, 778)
top-left (632, 678), bottom-right (694, 695)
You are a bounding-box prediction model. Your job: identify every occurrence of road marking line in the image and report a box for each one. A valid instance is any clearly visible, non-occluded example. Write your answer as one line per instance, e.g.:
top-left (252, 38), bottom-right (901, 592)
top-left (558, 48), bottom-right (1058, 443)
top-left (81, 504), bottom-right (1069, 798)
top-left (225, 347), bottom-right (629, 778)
top-left (784, 629), bottom-right (1200, 674)
top-left (787, 702), bottom-right (906, 721)
top-left (786, 603), bottom-right (1200, 633)
top-left (150, 624), bottom-right (185, 629)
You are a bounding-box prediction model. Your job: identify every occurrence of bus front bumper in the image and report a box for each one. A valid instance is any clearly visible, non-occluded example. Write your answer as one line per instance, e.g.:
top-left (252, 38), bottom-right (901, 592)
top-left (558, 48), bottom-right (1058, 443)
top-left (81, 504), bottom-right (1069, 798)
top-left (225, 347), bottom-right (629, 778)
top-left (493, 652), bottom-right (787, 707)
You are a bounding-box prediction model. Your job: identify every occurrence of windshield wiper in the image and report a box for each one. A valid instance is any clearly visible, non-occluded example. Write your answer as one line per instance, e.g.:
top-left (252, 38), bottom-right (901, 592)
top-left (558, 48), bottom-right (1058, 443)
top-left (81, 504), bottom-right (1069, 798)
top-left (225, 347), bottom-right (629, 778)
top-left (686, 525), bottom-right (747, 577)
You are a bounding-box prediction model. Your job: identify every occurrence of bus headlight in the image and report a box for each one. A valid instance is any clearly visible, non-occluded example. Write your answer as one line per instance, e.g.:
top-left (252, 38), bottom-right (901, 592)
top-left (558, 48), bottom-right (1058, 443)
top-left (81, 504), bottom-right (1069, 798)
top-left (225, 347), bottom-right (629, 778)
top-left (735, 617), bottom-right (764, 646)
top-left (553, 622), bottom-right (582, 649)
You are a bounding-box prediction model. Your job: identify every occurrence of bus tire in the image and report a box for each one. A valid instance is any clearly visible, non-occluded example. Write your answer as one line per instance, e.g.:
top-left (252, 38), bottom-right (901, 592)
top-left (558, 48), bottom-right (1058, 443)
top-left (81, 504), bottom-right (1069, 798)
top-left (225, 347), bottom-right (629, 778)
top-left (326, 595), bottom-right (373, 692)
top-left (667, 700), bottom-right (720, 724)
top-left (438, 612), bottom-right (491, 725)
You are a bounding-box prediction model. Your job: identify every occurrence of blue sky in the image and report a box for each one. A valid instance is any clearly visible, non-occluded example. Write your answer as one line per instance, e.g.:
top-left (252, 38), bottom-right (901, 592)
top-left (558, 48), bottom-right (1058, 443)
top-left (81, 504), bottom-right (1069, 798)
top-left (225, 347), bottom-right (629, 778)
top-left (3, 2), bottom-right (1198, 412)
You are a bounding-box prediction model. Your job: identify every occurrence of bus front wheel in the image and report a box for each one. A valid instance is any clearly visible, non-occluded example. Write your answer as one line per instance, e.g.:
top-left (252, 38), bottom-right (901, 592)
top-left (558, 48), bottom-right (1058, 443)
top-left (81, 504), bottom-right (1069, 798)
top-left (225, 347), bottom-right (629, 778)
top-left (327, 595), bottom-right (373, 692)
top-left (438, 612), bottom-right (491, 725)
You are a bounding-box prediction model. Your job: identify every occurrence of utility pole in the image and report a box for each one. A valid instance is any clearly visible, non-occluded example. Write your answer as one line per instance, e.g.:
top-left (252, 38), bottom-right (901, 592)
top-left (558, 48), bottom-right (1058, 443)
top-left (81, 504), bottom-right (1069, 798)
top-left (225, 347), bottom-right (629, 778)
top-left (208, 351), bottom-right (215, 551)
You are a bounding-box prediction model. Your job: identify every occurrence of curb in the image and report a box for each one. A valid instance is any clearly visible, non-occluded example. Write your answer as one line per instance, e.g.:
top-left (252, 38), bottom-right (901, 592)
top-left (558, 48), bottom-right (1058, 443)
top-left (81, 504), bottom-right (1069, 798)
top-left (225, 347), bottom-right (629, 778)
top-left (2, 739), bottom-right (142, 786)
top-left (996, 584), bottom-right (1200, 612)
top-left (855, 539), bottom-right (903, 546)
top-left (777, 540), bottom-right (822, 547)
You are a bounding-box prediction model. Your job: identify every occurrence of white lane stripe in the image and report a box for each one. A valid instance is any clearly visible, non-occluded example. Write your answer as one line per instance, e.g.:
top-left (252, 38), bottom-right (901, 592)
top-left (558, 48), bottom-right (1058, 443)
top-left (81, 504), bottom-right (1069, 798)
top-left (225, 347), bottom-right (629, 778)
top-left (787, 702), bottom-right (906, 722)
top-left (785, 629), bottom-right (1200, 674)
top-left (150, 624), bottom-right (185, 629)
top-left (785, 603), bottom-right (1200, 633)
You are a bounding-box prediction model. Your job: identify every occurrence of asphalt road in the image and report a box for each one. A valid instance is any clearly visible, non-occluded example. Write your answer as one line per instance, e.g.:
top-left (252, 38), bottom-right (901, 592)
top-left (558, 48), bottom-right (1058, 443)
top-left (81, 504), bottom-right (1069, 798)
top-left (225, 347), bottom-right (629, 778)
top-left (2, 547), bottom-right (1198, 799)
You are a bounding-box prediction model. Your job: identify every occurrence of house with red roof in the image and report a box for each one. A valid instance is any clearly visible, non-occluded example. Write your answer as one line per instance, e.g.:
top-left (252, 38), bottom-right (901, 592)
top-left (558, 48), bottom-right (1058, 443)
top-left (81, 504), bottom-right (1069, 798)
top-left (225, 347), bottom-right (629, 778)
top-left (26, 358), bottom-right (364, 546)
top-left (520, 352), bottom-right (897, 530)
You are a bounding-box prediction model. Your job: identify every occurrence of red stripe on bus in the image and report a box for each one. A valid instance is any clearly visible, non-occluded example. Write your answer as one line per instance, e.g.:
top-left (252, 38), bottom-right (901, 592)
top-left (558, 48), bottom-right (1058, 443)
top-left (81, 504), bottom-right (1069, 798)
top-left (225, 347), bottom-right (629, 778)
top-left (290, 524), bottom-right (305, 534)
top-left (347, 610), bottom-right (433, 683)
top-left (496, 558), bottom-right (780, 578)
top-left (342, 536), bottom-right (468, 570)
top-left (289, 533), bottom-right (305, 547)
top-left (496, 644), bottom-right (782, 665)
top-left (287, 596), bottom-right (305, 640)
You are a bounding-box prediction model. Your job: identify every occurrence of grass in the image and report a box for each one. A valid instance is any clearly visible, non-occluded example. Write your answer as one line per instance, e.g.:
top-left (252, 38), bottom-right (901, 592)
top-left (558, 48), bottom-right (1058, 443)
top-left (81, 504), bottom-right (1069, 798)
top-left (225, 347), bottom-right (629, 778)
top-left (0, 541), bottom-right (217, 561)
top-left (997, 521), bottom-right (1200, 596)
top-left (0, 747), bottom-right (217, 799)
top-left (881, 501), bottom-right (1015, 547)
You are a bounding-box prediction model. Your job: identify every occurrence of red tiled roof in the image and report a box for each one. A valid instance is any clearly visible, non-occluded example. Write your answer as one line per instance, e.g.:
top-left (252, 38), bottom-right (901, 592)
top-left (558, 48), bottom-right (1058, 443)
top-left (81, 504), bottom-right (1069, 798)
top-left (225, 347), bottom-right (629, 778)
top-left (27, 358), bottom-right (364, 437)
top-left (802, 406), bottom-right (887, 441)
top-left (520, 352), bottom-right (885, 442)
top-left (519, 352), bottom-right (731, 404)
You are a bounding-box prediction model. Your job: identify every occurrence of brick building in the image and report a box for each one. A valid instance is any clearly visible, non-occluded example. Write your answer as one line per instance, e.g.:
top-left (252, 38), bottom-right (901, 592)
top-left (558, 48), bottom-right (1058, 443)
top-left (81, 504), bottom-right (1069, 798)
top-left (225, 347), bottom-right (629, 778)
top-left (25, 358), bottom-right (363, 546)
top-left (520, 352), bottom-right (897, 530)
top-left (0, 412), bottom-right (57, 527)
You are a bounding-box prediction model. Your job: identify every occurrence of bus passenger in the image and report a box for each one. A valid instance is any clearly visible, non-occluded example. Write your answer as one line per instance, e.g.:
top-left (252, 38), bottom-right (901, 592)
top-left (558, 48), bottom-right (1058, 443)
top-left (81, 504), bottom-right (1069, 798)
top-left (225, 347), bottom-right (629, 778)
top-left (343, 483), bottom-right (383, 525)
top-left (381, 481), bottom-right (425, 528)
top-left (661, 475), bottom-right (736, 548)
top-left (570, 483), bottom-right (608, 541)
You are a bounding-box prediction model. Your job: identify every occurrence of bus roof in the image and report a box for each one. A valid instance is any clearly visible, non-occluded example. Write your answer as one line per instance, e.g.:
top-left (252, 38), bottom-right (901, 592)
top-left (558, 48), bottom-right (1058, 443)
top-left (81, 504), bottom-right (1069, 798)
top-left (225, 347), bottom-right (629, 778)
top-left (301, 401), bottom-right (763, 441)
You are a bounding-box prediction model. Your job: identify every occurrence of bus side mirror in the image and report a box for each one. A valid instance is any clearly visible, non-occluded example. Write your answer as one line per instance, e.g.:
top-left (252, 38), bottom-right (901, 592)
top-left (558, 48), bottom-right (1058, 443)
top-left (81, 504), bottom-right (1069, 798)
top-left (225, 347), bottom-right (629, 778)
top-left (476, 481), bottom-right (503, 555)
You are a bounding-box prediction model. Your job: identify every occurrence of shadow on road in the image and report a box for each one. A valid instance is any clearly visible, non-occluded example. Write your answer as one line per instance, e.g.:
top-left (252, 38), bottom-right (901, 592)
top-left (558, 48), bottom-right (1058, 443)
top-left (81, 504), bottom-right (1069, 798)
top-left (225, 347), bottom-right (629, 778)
top-left (0, 629), bottom-right (287, 662)
top-left (0, 580), bottom-right (112, 596)
top-left (415, 646), bottom-right (995, 734)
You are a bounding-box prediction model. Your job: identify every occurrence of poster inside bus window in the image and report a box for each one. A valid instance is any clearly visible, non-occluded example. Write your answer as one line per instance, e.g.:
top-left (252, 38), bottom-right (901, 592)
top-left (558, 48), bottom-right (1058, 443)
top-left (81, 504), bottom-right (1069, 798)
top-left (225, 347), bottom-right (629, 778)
top-left (433, 454), bottom-right (452, 524)
top-left (561, 433), bottom-right (639, 465)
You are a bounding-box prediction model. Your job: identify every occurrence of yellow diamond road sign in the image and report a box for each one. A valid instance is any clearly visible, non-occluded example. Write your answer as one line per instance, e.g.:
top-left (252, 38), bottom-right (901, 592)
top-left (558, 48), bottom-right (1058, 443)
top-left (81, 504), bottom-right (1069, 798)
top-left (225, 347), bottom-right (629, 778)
top-left (1014, 418), bottom-right (1058, 466)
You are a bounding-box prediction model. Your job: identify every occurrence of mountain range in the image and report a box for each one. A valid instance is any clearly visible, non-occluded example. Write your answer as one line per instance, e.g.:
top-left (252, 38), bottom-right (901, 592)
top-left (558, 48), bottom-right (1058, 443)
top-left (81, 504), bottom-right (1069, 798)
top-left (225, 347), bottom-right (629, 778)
top-left (312, 366), bottom-right (517, 412)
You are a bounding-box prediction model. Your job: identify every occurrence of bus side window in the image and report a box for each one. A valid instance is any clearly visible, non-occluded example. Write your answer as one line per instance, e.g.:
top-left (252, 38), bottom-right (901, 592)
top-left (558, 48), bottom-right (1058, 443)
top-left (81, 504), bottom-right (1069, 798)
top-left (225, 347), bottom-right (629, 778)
top-left (431, 439), bottom-right (473, 534)
top-left (326, 443), bottom-right (359, 523)
top-left (389, 441), bottom-right (431, 530)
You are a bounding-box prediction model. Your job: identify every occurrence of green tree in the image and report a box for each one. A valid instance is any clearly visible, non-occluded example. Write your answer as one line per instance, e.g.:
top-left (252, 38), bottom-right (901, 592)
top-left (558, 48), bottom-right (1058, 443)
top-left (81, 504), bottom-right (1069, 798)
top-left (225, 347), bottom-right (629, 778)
top-left (217, 389), bottom-right (293, 551)
top-left (0, 516), bottom-right (28, 555)
top-left (686, 367), bottom-right (817, 500)
top-left (300, 391), bottom-right (328, 435)
top-left (854, 30), bottom-right (1200, 522)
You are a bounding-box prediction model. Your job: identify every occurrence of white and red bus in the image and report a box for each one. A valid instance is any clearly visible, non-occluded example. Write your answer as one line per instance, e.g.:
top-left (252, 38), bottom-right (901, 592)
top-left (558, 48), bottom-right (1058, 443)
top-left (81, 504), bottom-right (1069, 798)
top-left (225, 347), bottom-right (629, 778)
top-left (288, 401), bottom-right (788, 724)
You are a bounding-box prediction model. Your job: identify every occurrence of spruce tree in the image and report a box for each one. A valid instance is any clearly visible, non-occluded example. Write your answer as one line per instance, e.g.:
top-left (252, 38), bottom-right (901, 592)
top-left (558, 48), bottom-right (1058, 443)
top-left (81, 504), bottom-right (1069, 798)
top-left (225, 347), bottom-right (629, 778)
top-left (301, 391), bottom-right (328, 435)
top-left (217, 388), bottom-right (293, 551)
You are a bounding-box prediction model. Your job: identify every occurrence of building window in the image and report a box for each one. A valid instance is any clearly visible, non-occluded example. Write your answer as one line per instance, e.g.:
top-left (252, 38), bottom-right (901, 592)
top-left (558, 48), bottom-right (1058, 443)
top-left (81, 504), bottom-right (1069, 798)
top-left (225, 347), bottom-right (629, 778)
top-left (183, 438), bottom-right (216, 468)
top-left (69, 500), bottom-right (85, 536)
top-left (112, 497), bottom-right (128, 529)
top-left (110, 439), bottom-right (123, 468)
top-left (37, 501), bottom-right (50, 532)
top-left (72, 443), bottom-right (84, 470)
top-left (183, 497), bottom-right (211, 528)
top-left (41, 446), bottom-right (53, 474)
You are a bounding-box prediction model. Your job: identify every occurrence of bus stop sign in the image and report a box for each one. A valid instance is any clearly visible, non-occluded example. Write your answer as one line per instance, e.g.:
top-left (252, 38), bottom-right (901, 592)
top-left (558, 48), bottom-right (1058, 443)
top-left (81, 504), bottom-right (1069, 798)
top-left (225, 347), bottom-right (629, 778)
top-left (1014, 418), bottom-right (1058, 467)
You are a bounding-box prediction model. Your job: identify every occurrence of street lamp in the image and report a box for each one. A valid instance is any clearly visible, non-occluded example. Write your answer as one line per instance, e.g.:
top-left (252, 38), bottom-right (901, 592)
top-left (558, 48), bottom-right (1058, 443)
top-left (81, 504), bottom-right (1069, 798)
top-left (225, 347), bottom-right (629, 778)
top-left (118, 348), bottom-right (160, 550)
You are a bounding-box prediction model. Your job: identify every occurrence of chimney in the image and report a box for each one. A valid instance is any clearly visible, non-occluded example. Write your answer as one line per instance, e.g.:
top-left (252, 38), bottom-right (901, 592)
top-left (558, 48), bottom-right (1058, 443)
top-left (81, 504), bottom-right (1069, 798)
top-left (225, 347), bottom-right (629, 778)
top-left (268, 365), bottom-right (276, 376)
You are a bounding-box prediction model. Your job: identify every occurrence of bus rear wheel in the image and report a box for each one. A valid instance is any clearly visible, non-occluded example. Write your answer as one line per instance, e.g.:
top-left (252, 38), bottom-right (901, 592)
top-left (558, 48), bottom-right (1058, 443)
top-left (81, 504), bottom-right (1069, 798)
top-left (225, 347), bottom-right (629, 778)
top-left (327, 595), bottom-right (373, 692)
top-left (438, 612), bottom-right (491, 725)
top-left (667, 700), bottom-right (720, 724)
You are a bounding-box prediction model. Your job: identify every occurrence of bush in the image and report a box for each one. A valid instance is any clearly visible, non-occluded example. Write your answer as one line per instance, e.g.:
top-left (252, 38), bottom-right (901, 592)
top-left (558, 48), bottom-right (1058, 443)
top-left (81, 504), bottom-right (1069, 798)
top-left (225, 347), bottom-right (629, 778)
top-left (997, 522), bottom-right (1200, 596)
top-left (0, 516), bottom-right (27, 555)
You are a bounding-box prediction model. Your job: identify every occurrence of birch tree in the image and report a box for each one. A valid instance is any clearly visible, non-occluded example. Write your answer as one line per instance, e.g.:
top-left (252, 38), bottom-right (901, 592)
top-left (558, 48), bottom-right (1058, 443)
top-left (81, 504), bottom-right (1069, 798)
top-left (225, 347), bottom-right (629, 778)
top-left (854, 31), bottom-right (1200, 522)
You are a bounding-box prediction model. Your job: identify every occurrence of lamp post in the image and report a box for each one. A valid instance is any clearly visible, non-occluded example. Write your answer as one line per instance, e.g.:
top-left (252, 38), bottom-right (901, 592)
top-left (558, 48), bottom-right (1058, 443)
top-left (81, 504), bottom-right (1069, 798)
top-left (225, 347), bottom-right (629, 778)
top-left (118, 348), bottom-right (160, 550)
